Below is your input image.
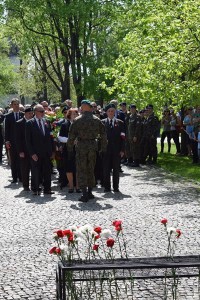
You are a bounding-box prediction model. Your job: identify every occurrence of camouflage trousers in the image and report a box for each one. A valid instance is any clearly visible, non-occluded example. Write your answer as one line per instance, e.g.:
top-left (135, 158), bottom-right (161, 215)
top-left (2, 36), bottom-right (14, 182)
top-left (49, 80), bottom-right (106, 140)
top-left (76, 147), bottom-right (96, 189)
top-left (130, 140), bottom-right (141, 160)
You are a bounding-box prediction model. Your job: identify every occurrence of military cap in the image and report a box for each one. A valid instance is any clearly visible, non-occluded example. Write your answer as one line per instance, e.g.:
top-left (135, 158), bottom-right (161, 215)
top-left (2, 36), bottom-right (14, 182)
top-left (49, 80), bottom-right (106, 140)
top-left (146, 104), bottom-right (153, 109)
top-left (81, 99), bottom-right (92, 106)
top-left (130, 104), bottom-right (136, 109)
top-left (120, 102), bottom-right (126, 106)
top-left (24, 107), bottom-right (33, 113)
top-left (104, 103), bottom-right (116, 111)
top-left (62, 106), bottom-right (68, 113)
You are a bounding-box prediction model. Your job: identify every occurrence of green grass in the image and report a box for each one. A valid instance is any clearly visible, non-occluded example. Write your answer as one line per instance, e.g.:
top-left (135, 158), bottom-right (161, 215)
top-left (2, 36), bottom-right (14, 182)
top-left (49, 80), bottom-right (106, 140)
top-left (157, 144), bottom-right (200, 183)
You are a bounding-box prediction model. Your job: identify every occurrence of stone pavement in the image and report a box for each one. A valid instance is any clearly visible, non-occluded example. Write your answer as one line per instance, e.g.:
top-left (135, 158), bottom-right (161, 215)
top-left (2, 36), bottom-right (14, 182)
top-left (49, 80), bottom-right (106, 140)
top-left (0, 156), bottom-right (200, 300)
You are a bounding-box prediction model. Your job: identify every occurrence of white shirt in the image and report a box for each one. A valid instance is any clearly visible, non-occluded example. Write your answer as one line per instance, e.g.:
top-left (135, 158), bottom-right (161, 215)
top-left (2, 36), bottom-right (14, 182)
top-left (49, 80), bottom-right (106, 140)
top-left (35, 116), bottom-right (45, 135)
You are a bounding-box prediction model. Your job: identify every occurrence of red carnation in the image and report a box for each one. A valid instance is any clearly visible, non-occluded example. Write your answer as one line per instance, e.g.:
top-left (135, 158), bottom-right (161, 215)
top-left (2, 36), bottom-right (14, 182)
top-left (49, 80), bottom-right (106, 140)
top-left (63, 229), bottom-right (72, 237)
top-left (176, 229), bottom-right (182, 238)
top-left (56, 248), bottom-right (61, 254)
top-left (94, 226), bottom-right (102, 234)
top-left (68, 233), bottom-right (74, 242)
top-left (54, 230), bottom-right (64, 238)
top-left (115, 225), bottom-right (122, 232)
top-left (49, 246), bottom-right (57, 254)
top-left (112, 220), bottom-right (122, 227)
top-left (106, 238), bottom-right (115, 248)
top-left (95, 234), bottom-right (100, 240)
top-left (93, 244), bottom-right (99, 251)
top-left (161, 218), bottom-right (168, 225)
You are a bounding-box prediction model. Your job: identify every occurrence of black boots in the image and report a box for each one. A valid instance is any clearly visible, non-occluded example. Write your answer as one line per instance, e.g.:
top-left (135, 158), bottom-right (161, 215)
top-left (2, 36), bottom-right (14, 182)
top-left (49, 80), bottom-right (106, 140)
top-left (78, 187), bottom-right (95, 202)
top-left (78, 188), bottom-right (88, 202)
top-left (88, 187), bottom-right (95, 199)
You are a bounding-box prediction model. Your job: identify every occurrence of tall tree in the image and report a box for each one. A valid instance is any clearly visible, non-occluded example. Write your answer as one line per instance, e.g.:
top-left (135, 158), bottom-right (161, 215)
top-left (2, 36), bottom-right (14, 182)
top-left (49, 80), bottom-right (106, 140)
top-left (3, 0), bottom-right (130, 103)
top-left (99, 0), bottom-right (200, 110)
top-left (0, 30), bottom-right (18, 98)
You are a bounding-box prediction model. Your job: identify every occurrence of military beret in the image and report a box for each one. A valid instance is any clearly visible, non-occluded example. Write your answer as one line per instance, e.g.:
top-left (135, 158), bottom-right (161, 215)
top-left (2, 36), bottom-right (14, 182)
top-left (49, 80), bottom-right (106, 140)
top-left (120, 102), bottom-right (126, 106)
top-left (104, 103), bottom-right (116, 111)
top-left (62, 106), bottom-right (69, 113)
top-left (24, 107), bottom-right (33, 113)
top-left (146, 104), bottom-right (153, 109)
top-left (81, 99), bottom-right (92, 106)
top-left (130, 104), bottom-right (136, 109)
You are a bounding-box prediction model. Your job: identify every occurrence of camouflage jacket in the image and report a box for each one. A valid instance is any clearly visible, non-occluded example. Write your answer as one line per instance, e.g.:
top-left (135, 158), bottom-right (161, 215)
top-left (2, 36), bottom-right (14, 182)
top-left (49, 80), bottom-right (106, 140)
top-left (143, 113), bottom-right (160, 138)
top-left (128, 113), bottom-right (142, 140)
top-left (67, 111), bottom-right (107, 152)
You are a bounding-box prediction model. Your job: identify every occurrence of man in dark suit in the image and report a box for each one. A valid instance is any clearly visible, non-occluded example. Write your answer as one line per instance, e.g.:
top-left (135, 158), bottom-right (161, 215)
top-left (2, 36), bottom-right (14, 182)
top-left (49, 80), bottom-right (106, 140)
top-left (15, 107), bottom-right (34, 191)
top-left (4, 98), bottom-right (24, 182)
top-left (25, 104), bottom-right (55, 195)
top-left (0, 110), bottom-right (5, 163)
top-left (102, 103), bottom-right (125, 193)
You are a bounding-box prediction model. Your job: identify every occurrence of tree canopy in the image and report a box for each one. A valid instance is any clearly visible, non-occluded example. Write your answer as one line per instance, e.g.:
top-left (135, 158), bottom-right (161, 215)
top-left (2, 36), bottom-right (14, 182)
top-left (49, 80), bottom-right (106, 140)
top-left (0, 0), bottom-right (200, 108)
top-left (98, 0), bottom-right (200, 109)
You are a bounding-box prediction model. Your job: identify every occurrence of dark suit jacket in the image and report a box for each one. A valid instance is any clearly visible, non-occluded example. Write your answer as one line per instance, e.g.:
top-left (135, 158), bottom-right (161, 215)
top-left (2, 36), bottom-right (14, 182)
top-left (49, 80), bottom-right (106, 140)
top-left (59, 120), bottom-right (73, 155)
top-left (25, 117), bottom-right (53, 158)
top-left (15, 118), bottom-right (29, 155)
top-left (4, 111), bottom-right (24, 144)
top-left (102, 118), bottom-right (125, 153)
top-left (59, 120), bottom-right (71, 138)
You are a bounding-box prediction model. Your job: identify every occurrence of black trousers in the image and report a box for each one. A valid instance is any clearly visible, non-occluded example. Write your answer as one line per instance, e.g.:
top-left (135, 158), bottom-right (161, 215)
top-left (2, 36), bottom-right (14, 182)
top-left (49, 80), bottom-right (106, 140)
top-left (9, 146), bottom-right (21, 180)
top-left (0, 136), bottom-right (3, 161)
top-left (171, 130), bottom-right (181, 153)
top-left (30, 155), bottom-right (52, 191)
top-left (161, 131), bottom-right (171, 152)
top-left (20, 156), bottom-right (32, 189)
top-left (103, 151), bottom-right (121, 190)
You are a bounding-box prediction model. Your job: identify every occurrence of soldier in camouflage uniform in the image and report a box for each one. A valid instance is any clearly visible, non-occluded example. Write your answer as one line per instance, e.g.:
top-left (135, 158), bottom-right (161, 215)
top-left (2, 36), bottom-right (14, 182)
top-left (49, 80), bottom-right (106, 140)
top-left (67, 100), bottom-right (107, 202)
top-left (141, 104), bottom-right (160, 164)
top-left (128, 105), bottom-right (142, 167)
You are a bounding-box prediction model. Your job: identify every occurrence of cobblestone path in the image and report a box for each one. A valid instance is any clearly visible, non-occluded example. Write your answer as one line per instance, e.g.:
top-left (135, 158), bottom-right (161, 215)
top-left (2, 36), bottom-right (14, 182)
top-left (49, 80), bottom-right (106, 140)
top-left (0, 158), bottom-right (199, 299)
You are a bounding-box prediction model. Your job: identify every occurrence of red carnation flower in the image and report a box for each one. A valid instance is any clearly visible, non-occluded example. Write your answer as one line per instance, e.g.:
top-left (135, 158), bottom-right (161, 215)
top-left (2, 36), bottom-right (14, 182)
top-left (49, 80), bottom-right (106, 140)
top-left (54, 230), bottom-right (64, 238)
top-left (93, 244), bottom-right (99, 251)
top-left (94, 226), bottom-right (102, 234)
top-left (115, 225), bottom-right (122, 232)
top-left (56, 248), bottom-right (61, 254)
top-left (49, 246), bottom-right (57, 254)
top-left (106, 238), bottom-right (115, 248)
top-left (112, 220), bottom-right (122, 227)
top-left (95, 234), bottom-right (100, 240)
top-left (68, 233), bottom-right (74, 242)
top-left (63, 229), bottom-right (73, 237)
top-left (176, 229), bottom-right (182, 238)
top-left (161, 218), bottom-right (168, 225)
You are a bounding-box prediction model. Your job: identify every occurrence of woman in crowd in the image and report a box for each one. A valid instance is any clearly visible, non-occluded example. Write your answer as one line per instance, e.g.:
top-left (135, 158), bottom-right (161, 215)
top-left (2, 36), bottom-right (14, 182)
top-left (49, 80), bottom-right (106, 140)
top-left (58, 108), bottom-right (81, 193)
top-left (160, 108), bottom-right (171, 153)
top-left (170, 109), bottom-right (181, 155)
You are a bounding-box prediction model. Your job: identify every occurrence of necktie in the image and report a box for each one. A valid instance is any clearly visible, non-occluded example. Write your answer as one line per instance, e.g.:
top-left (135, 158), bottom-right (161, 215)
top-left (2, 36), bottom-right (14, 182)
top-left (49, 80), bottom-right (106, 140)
top-left (38, 119), bottom-right (44, 135)
top-left (15, 113), bottom-right (19, 121)
top-left (110, 119), bottom-right (113, 128)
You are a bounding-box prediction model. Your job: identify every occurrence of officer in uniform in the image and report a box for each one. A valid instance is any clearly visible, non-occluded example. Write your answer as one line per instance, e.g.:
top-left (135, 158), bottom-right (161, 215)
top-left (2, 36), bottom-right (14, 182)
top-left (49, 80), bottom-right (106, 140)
top-left (67, 100), bottom-right (107, 202)
top-left (128, 104), bottom-right (142, 167)
top-left (142, 104), bottom-right (159, 164)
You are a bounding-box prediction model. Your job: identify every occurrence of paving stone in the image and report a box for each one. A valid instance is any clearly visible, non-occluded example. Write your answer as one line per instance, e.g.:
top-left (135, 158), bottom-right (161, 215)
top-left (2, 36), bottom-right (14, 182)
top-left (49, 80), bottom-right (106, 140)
top-left (0, 158), bottom-right (200, 299)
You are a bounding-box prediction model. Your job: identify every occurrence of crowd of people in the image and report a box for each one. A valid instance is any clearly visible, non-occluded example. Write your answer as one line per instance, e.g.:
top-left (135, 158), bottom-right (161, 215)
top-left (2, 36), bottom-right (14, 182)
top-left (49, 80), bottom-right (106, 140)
top-left (0, 98), bottom-right (200, 201)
